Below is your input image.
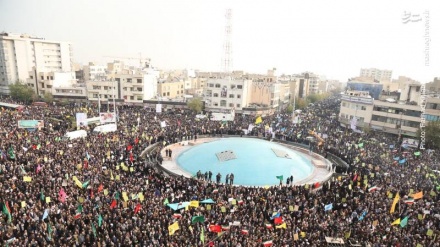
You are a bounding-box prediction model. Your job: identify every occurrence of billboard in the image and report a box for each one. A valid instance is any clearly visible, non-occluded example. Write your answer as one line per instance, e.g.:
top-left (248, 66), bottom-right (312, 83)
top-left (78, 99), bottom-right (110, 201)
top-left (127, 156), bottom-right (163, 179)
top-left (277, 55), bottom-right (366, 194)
top-left (76, 113), bottom-right (88, 127)
top-left (18, 120), bottom-right (44, 129)
top-left (99, 112), bottom-right (116, 124)
top-left (402, 138), bottom-right (419, 148)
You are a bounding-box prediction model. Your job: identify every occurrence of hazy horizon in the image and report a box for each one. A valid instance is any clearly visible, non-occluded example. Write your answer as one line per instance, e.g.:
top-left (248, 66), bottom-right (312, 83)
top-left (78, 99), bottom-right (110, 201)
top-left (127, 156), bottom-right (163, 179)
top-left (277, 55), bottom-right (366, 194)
top-left (1, 0), bottom-right (439, 83)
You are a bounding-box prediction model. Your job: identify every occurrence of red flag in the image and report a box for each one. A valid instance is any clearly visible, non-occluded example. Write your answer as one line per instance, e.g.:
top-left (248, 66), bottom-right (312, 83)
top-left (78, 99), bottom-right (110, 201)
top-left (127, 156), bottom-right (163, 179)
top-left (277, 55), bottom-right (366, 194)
top-left (127, 145), bottom-right (132, 151)
top-left (58, 188), bottom-right (67, 203)
top-left (90, 189), bottom-right (94, 199)
top-left (134, 203), bottom-right (141, 214)
top-left (110, 200), bottom-right (117, 209)
top-left (83, 160), bottom-right (88, 170)
top-left (209, 225), bottom-right (222, 233)
top-left (135, 138), bottom-right (139, 145)
top-left (241, 229), bottom-right (249, 235)
top-left (274, 217), bottom-right (283, 225)
top-left (74, 212), bottom-right (81, 219)
top-left (97, 184), bottom-right (104, 193)
top-left (352, 174), bottom-right (358, 181)
top-left (263, 240), bottom-right (273, 246)
top-left (129, 152), bottom-right (134, 162)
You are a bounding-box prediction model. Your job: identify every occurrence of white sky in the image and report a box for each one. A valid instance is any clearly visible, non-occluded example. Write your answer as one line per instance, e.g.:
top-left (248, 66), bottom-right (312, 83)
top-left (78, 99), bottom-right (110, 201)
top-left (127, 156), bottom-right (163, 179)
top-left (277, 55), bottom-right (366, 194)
top-left (0, 0), bottom-right (439, 83)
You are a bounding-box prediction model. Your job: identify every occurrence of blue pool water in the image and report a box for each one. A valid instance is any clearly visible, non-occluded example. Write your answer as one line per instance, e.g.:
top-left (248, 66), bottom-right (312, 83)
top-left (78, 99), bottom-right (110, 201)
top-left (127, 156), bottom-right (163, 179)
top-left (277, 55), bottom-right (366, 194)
top-left (176, 138), bottom-right (314, 186)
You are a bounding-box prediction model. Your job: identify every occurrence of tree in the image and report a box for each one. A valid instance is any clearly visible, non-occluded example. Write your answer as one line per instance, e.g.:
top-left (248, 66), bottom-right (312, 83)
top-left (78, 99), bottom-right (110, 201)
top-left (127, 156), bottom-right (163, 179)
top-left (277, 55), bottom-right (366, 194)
top-left (9, 81), bottom-right (37, 104)
top-left (187, 98), bottom-right (203, 113)
top-left (286, 104), bottom-right (294, 114)
top-left (417, 121), bottom-right (440, 149)
top-left (306, 94), bottom-right (320, 104)
top-left (295, 98), bottom-right (307, 109)
top-left (43, 92), bottom-right (54, 104)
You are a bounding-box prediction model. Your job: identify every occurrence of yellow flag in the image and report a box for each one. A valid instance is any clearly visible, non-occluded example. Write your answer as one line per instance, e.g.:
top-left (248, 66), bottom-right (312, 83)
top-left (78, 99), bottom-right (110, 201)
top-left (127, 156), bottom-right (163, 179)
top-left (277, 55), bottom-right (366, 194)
top-left (255, 116), bottom-right (262, 125)
top-left (138, 192), bottom-right (144, 201)
top-left (168, 222), bottom-right (180, 235)
top-left (275, 223), bottom-right (287, 229)
top-left (390, 193), bottom-right (400, 214)
top-left (411, 191), bottom-right (423, 200)
top-left (110, 171), bottom-right (114, 180)
top-left (23, 176), bottom-right (32, 182)
top-left (122, 192), bottom-right (128, 202)
top-left (391, 218), bottom-right (401, 225)
top-left (300, 232), bottom-right (306, 238)
top-left (190, 201), bottom-right (199, 208)
top-left (73, 177), bottom-right (83, 188)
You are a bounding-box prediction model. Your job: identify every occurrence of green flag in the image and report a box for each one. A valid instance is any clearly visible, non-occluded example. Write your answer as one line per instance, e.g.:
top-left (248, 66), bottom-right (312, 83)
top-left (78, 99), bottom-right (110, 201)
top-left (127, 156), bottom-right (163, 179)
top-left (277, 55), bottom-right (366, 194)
top-left (114, 192), bottom-right (120, 200)
top-left (200, 227), bottom-right (205, 244)
top-left (82, 181), bottom-right (90, 189)
top-left (400, 216), bottom-right (409, 228)
top-left (92, 222), bottom-right (97, 237)
top-left (7, 146), bottom-right (15, 159)
top-left (2, 203), bottom-right (11, 223)
top-left (276, 175), bottom-right (283, 181)
top-left (48, 223), bottom-right (53, 240)
top-left (98, 214), bottom-right (103, 227)
top-left (358, 143), bottom-right (364, 148)
top-left (163, 198), bottom-right (169, 205)
top-left (191, 215), bottom-right (205, 224)
top-left (77, 205), bottom-right (83, 213)
top-left (40, 190), bottom-right (45, 201)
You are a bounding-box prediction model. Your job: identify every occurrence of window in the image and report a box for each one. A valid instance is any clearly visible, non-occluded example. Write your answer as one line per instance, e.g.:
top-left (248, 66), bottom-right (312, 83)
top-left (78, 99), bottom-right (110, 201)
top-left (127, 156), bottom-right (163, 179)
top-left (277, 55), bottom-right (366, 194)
top-left (163, 93), bottom-right (166, 96)
top-left (123, 87), bottom-right (127, 91)
top-left (50, 76), bottom-right (53, 80)
top-left (231, 85), bottom-right (236, 89)
top-left (41, 76), bottom-right (44, 80)
top-left (104, 86), bottom-right (108, 90)
top-left (214, 102), bottom-right (219, 106)
top-left (229, 103), bottom-right (234, 107)
top-left (167, 92), bottom-right (170, 96)
top-left (220, 100), bottom-right (227, 107)
top-left (181, 85), bottom-right (183, 88)
top-left (130, 96), bottom-right (134, 100)
top-left (215, 84), bottom-right (221, 88)
top-left (137, 79), bottom-right (142, 83)
top-left (213, 93), bottom-right (219, 97)
top-left (229, 94), bottom-right (234, 98)
top-left (137, 96), bottom-right (143, 101)
top-left (127, 78), bottom-right (132, 83)
top-left (137, 87), bottom-right (142, 91)
top-left (342, 102), bottom-right (347, 107)
top-left (181, 90), bottom-right (183, 93)
top-left (93, 94), bottom-right (98, 98)
top-left (30, 75), bottom-right (33, 79)
top-left (237, 94), bottom-right (241, 99)
top-left (209, 83), bottom-right (214, 87)
top-left (361, 106), bottom-right (367, 110)
top-left (177, 91), bottom-right (180, 94)
top-left (236, 104), bottom-right (240, 108)
top-left (237, 85), bottom-right (243, 89)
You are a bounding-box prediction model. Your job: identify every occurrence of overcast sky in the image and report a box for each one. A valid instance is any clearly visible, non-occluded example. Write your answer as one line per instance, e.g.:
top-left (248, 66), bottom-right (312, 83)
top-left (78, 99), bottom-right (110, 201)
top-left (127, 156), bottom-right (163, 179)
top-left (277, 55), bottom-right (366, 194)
top-left (1, 0), bottom-right (438, 83)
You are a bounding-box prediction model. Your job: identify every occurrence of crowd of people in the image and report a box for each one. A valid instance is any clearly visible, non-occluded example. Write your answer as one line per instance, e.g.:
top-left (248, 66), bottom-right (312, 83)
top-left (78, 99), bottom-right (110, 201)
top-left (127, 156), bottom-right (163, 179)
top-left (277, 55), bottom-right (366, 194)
top-left (1, 94), bottom-right (439, 246)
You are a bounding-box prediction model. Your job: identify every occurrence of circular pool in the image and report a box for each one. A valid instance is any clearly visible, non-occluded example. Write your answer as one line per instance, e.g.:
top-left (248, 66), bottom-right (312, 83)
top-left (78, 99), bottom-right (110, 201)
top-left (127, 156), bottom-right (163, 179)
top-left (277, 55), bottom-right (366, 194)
top-left (176, 138), bottom-right (314, 186)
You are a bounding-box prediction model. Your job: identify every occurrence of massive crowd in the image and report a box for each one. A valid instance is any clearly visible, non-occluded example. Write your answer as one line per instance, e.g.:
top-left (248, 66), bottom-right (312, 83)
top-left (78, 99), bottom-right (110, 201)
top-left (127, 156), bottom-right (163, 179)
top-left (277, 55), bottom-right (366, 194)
top-left (1, 95), bottom-right (439, 247)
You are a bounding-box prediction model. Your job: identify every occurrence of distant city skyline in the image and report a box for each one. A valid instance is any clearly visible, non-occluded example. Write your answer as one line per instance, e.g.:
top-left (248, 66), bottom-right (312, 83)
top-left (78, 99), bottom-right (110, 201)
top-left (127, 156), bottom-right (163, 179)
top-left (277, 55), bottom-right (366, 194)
top-left (1, 0), bottom-right (439, 83)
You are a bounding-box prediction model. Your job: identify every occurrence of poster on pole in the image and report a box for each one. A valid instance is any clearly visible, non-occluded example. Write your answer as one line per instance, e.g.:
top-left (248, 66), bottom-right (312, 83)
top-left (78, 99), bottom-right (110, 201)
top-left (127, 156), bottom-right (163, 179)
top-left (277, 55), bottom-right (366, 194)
top-left (99, 112), bottom-right (116, 124)
top-left (156, 104), bottom-right (162, 113)
top-left (76, 113), bottom-right (88, 127)
top-left (402, 138), bottom-right (419, 148)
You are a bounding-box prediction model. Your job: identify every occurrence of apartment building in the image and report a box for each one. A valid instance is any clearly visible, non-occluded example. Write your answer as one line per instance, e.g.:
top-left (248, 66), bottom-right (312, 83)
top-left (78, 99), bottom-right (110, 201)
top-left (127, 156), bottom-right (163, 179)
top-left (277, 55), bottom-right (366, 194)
top-left (83, 62), bottom-right (107, 81)
top-left (157, 79), bottom-right (185, 99)
top-left (203, 78), bottom-right (252, 112)
top-left (360, 68), bottom-right (392, 82)
top-left (0, 32), bottom-right (73, 94)
top-left (339, 81), bottom-right (440, 137)
top-left (26, 71), bottom-right (86, 101)
top-left (86, 70), bottom-right (158, 104)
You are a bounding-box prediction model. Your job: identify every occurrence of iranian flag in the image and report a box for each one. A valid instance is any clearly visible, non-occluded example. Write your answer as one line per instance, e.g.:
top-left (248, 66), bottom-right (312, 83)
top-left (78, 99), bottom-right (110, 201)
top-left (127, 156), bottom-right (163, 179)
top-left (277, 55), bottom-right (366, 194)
top-left (241, 229), bottom-right (249, 235)
top-left (173, 213), bottom-right (182, 218)
top-left (238, 200), bottom-right (244, 205)
top-left (74, 212), bottom-right (81, 219)
top-left (263, 240), bottom-right (273, 246)
top-left (265, 224), bottom-right (273, 229)
top-left (368, 186), bottom-right (380, 192)
top-left (212, 189), bottom-right (219, 193)
top-left (221, 225), bottom-right (230, 231)
top-left (404, 198), bottom-right (415, 204)
top-left (2, 202), bottom-right (12, 222)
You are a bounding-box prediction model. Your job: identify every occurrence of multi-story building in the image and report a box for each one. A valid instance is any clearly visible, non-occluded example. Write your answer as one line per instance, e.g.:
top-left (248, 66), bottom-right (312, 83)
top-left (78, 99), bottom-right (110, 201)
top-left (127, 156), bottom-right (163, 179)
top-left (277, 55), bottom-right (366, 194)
top-left (203, 78), bottom-right (252, 112)
top-left (339, 80), bottom-right (440, 138)
top-left (26, 71), bottom-right (86, 101)
top-left (426, 77), bottom-right (440, 93)
top-left (360, 68), bottom-right (393, 82)
top-left (157, 79), bottom-right (185, 100)
top-left (86, 69), bottom-right (159, 104)
top-left (0, 32), bottom-right (73, 94)
top-left (83, 62), bottom-right (107, 81)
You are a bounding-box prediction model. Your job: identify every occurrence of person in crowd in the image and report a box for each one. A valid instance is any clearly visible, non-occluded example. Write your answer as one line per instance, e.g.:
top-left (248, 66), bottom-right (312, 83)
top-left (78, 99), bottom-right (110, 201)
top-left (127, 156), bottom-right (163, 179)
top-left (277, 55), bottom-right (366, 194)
top-left (0, 95), bottom-right (439, 247)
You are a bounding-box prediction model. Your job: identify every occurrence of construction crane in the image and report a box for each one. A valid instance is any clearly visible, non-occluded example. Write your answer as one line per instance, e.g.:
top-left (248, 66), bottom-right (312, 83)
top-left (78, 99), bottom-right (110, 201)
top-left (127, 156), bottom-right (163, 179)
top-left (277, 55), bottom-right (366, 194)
top-left (103, 53), bottom-right (151, 68)
top-left (308, 130), bottom-right (325, 146)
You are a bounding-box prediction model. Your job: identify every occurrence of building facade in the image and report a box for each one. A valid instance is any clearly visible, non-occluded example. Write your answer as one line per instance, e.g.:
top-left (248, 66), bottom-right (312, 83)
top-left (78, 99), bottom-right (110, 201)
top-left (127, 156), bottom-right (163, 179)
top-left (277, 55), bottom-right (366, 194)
top-left (0, 32), bottom-right (73, 94)
top-left (203, 78), bottom-right (252, 112)
top-left (360, 68), bottom-right (392, 82)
